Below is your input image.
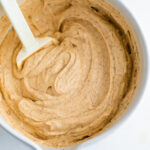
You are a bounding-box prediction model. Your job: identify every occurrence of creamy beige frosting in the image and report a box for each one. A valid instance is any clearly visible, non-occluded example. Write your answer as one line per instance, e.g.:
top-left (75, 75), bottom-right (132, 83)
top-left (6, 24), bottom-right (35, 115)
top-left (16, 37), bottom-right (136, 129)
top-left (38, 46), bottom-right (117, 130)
top-left (0, 0), bottom-right (139, 147)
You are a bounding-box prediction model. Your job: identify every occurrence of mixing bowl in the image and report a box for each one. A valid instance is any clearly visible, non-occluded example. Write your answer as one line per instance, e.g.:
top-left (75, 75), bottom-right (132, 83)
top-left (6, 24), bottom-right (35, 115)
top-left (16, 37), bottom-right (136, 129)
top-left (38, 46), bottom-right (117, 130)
top-left (0, 0), bottom-right (148, 150)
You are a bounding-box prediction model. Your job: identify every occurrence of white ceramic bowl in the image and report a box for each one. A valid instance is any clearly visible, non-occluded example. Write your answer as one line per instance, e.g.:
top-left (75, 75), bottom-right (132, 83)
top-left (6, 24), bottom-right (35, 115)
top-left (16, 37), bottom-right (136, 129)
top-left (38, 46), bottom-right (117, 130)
top-left (0, 0), bottom-right (148, 150)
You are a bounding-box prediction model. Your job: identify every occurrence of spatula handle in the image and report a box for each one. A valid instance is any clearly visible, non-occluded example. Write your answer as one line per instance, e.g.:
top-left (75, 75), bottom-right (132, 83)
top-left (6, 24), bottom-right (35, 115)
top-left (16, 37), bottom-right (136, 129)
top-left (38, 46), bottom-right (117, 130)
top-left (1, 0), bottom-right (39, 50)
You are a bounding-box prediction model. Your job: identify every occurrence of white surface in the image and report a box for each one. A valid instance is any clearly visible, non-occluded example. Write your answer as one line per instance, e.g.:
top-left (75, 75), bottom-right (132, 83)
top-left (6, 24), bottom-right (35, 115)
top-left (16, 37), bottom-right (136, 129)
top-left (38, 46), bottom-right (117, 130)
top-left (0, 0), bottom-right (150, 150)
top-left (0, 126), bottom-right (34, 150)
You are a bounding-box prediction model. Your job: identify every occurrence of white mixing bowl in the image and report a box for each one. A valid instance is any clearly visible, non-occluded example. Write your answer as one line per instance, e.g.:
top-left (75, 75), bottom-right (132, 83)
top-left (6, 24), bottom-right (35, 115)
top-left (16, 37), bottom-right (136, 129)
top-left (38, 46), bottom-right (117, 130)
top-left (0, 0), bottom-right (148, 150)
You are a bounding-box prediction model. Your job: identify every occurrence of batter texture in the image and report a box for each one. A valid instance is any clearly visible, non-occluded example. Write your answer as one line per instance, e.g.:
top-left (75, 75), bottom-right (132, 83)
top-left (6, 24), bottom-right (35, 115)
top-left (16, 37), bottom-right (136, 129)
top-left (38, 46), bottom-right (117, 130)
top-left (0, 0), bottom-right (139, 147)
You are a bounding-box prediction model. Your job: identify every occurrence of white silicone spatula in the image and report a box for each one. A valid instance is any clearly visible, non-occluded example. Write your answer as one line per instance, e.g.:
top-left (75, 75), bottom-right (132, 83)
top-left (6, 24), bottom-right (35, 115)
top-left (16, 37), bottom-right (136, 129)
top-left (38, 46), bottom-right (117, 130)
top-left (1, 0), bottom-right (54, 67)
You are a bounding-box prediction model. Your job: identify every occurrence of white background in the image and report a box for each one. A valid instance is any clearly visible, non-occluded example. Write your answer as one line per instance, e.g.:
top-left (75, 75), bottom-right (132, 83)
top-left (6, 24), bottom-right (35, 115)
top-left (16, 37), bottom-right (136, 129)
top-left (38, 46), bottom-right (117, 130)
top-left (0, 0), bottom-right (150, 150)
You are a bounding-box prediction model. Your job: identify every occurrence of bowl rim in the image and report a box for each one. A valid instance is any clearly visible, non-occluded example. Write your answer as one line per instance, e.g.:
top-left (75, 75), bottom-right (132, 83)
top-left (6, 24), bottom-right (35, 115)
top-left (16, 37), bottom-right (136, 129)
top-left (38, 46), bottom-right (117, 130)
top-left (78, 0), bottom-right (149, 148)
